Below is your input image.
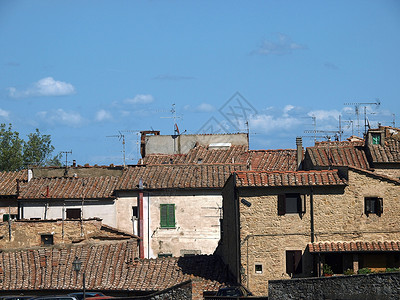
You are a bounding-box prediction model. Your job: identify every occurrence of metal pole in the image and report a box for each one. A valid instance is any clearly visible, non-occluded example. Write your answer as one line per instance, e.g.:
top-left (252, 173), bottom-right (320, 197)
top-left (83, 272), bottom-right (86, 300)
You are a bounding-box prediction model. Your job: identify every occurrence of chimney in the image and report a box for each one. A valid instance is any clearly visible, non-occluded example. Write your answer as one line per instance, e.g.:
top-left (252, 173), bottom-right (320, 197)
top-left (27, 169), bottom-right (33, 182)
top-left (72, 160), bottom-right (76, 167)
top-left (296, 137), bottom-right (303, 170)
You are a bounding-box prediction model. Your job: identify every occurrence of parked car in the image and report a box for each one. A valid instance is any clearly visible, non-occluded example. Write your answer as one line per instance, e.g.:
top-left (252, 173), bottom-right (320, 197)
top-left (30, 296), bottom-right (78, 300)
top-left (0, 297), bottom-right (36, 300)
top-left (216, 286), bottom-right (252, 297)
top-left (67, 292), bottom-right (106, 300)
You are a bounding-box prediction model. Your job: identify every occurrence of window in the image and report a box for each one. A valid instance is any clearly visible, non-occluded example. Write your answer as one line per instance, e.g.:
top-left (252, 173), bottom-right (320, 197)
top-left (3, 214), bottom-right (17, 222)
top-left (66, 208), bottom-right (81, 219)
top-left (41, 234), bottom-right (54, 245)
top-left (255, 264), bottom-right (263, 274)
top-left (158, 253), bottom-right (172, 258)
top-left (160, 204), bottom-right (175, 228)
top-left (132, 206), bottom-right (138, 219)
top-left (365, 197), bottom-right (383, 216)
top-left (286, 250), bottom-right (302, 275)
top-left (371, 133), bottom-right (381, 145)
top-left (278, 194), bottom-right (306, 215)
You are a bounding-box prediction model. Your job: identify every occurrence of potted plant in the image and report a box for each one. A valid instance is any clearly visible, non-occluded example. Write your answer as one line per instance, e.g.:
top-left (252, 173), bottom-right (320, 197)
top-left (323, 264), bottom-right (333, 276)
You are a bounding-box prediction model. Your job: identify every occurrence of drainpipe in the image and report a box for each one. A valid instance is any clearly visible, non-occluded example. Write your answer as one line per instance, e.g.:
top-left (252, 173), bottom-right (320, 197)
top-left (138, 178), bottom-right (144, 259)
top-left (233, 173), bottom-right (241, 284)
top-left (310, 188), bottom-right (315, 243)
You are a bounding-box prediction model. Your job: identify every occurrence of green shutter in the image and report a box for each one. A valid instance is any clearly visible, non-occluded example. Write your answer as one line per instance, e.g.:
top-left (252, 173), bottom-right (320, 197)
top-left (160, 204), bottom-right (175, 228)
top-left (372, 133), bottom-right (381, 145)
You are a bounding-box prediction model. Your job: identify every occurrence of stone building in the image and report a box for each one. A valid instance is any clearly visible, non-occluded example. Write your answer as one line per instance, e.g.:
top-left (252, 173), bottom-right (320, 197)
top-left (218, 167), bottom-right (400, 296)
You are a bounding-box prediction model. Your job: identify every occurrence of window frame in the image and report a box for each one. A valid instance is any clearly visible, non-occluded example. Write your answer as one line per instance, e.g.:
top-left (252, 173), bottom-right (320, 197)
top-left (41, 234), bottom-right (54, 246)
top-left (278, 193), bottom-right (306, 216)
top-left (365, 197), bottom-right (383, 216)
top-left (160, 204), bottom-right (175, 228)
top-left (66, 208), bottom-right (81, 219)
top-left (286, 250), bottom-right (303, 276)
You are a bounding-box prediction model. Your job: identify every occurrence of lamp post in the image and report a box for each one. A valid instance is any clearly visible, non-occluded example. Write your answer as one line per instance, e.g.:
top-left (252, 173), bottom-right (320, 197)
top-left (72, 256), bottom-right (86, 300)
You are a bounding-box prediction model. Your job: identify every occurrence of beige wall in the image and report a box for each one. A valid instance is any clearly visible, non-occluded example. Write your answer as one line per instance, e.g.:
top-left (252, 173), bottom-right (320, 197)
top-left (221, 169), bottom-right (400, 296)
top-left (117, 190), bottom-right (222, 258)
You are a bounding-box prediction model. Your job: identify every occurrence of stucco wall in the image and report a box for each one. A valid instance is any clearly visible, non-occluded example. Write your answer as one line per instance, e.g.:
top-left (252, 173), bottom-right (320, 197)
top-left (222, 169), bottom-right (400, 296)
top-left (21, 200), bottom-right (117, 228)
top-left (116, 190), bottom-right (222, 258)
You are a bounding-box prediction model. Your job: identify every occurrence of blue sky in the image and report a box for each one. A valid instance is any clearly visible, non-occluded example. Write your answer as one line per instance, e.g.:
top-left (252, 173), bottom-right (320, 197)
top-left (1, 0), bottom-right (399, 166)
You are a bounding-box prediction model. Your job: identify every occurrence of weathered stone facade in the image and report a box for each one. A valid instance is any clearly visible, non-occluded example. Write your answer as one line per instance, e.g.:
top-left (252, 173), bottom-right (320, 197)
top-left (219, 168), bottom-right (400, 296)
top-left (0, 218), bottom-right (135, 250)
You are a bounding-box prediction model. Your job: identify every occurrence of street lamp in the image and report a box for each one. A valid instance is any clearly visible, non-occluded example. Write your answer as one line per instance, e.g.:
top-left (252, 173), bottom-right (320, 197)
top-left (72, 256), bottom-right (86, 300)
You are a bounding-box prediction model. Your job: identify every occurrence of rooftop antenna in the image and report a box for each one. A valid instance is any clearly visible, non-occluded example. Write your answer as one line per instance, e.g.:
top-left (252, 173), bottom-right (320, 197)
top-left (60, 150), bottom-right (72, 167)
top-left (122, 130), bottom-right (143, 164)
top-left (161, 103), bottom-right (183, 135)
top-left (344, 99), bottom-right (380, 137)
top-left (392, 114), bottom-right (396, 128)
top-left (107, 131), bottom-right (126, 167)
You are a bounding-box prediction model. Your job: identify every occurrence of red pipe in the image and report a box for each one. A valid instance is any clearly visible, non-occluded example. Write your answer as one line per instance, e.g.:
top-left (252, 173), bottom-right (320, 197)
top-left (138, 191), bottom-right (144, 259)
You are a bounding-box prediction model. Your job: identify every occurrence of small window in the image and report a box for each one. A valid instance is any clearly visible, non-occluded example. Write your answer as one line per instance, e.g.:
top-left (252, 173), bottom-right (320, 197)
top-left (158, 253), bottom-right (172, 258)
top-left (160, 204), bottom-right (175, 228)
top-left (365, 197), bottom-right (383, 216)
top-left (286, 250), bottom-right (302, 275)
top-left (132, 206), bottom-right (138, 219)
top-left (371, 133), bottom-right (381, 145)
top-left (3, 214), bottom-right (17, 222)
top-left (66, 208), bottom-right (81, 219)
top-left (41, 234), bottom-right (54, 246)
top-left (278, 194), bottom-right (306, 215)
top-left (255, 264), bottom-right (263, 274)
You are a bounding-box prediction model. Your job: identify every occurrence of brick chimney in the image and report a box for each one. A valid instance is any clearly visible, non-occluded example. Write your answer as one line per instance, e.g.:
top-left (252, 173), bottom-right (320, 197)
top-left (296, 137), bottom-right (303, 170)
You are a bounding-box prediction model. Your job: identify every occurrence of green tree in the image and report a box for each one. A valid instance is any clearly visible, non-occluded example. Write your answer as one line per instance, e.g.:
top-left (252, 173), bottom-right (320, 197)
top-left (0, 123), bottom-right (23, 171)
top-left (23, 128), bottom-right (61, 167)
top-left (0, 124), bottom-right (61, 171)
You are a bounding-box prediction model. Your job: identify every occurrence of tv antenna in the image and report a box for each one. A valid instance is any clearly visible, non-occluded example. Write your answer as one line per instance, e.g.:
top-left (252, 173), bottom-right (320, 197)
top-left (60, 150), bottom-right (72, 167)
top-left (161, 103), bottom-right (183, 135)
top-left (344, 99), bottom-right (380, 137)
top-left (107, 131), bottom-right (126, 167)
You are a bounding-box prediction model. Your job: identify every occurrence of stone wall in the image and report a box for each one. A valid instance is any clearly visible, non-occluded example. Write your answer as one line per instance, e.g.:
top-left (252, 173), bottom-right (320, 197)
top-left (268, 273), bottom-right (400, 300)
top-left (0, 218), bottom-right (134, 249)
top-left (223, 169), bottom-right (400, 296)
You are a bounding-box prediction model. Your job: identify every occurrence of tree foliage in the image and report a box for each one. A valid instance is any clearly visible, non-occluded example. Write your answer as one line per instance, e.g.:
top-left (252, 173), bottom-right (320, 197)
top-left (0, 124), bottom-right (61, 171)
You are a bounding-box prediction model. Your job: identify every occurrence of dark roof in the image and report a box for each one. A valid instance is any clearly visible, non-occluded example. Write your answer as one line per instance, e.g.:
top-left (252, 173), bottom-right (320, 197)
top-left (309, 241), bottom-right (400, 253)
top-left (142, 146), bottom-right (298, 171)
top-left (367, 139), bottom-right (400, 163)
top-left (0, 170), bottom-right (27, 196)
top-left (117, 164), bottom-right (247, 190)
top-left (305, 141), bottom-right (369, 169)
top-left (0, 241), bottom-right (232, 292)
top-left (235, 170), bottom-right (347, 187)
top-left (18, 176), bottom-right (119, 200)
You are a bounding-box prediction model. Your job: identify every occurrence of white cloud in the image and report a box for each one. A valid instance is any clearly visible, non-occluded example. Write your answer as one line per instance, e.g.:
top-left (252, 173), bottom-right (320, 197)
top-left (283, 105), bottom-right (295, 117)
top-left (250, 114), bottom-right (301, 133)
top-left (124, 94), bottom-right (154, 104)
top-left (184, 103), bottom-right (216, 113)
top-left (95, 109), bottom-right (112, 122)
top-left (0, 108), bottom-right (10, 118)
top-left (8, 77), bottom-right (76, 98)
top-left (252, 34), bottom-right (307, 56)
top-left (308, 110), bottom-right (341, 121)
top-left (37, 109), bottom-right (83, 127)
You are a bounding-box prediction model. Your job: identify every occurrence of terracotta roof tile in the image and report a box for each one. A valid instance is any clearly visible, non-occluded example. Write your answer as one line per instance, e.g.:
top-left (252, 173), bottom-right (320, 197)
top-left (0, 241), bottom-right (232, 292)
top-left (309, 241), bottom-right (400, 253)
top-left (367, 139), bottom-right (400, 163)
top-left (18, 176), bottom-right (119, 200)
top-left (0, 170), bottom-right (27, 196)
top-left (306, 142), bottom-right (369, 169)
top-left (117, 164), bottom-right (247, 190)
top-left (235, 170), bottom-right (346, 187)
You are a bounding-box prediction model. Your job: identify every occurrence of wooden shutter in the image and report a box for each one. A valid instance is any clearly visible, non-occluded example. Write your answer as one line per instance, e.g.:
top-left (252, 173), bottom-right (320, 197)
top-left (294, 250), bottom-right (303, 274)
top-left (286, 250), bottom-right (303, 275)
top-left (300, 194), bottom-right (306, 214)
top-left (160, 204), bottom-right (168, 227)
top-left (377, 198), bottom-right (383, 216)
top-left (278, 194), bottom-right (286, 215)
top-left (167, 204), bottom-right (175, 227)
